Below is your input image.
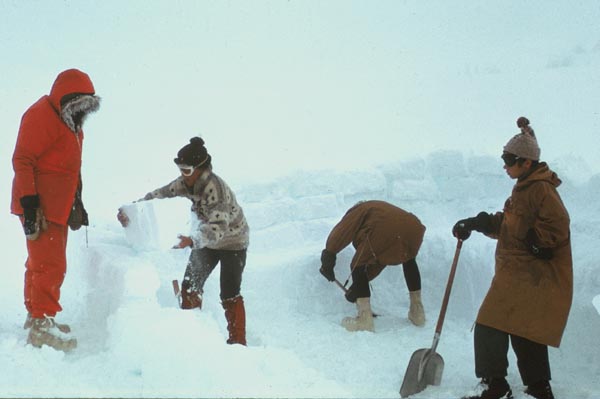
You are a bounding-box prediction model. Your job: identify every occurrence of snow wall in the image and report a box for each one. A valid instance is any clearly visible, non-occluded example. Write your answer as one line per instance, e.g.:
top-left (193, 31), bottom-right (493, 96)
top-left (1, 151), bottom-right (599, 398)
top-left (77, 151), bottom-right (600, 395)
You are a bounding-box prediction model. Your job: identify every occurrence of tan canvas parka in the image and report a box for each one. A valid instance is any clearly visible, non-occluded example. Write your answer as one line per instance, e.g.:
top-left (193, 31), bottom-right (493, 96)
top-left (325, 200), bottom-right (426, 280)
top-left (476, 163), bottom-right (573, 347)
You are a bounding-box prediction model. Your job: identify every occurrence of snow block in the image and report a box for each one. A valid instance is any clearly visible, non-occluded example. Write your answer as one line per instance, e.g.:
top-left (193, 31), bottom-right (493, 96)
top-left (594, 295), bottom-right (600, 316)
top-left (123, 262), bottom-right (161, 301)
top-left (286, 168), bottom-right (386, 198)
top-left (120, 198), bottom-right (192, 250)
top-left (244, 198), bottom-right (298, 230)
top-left (120, 202), bottom-right (160, 250)
top-left (251, 223), bottom-right (305, 251)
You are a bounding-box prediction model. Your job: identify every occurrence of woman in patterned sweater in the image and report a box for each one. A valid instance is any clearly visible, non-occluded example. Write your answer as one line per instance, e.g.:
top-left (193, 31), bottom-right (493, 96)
top-left (118, 137), bottom-right (249, 345)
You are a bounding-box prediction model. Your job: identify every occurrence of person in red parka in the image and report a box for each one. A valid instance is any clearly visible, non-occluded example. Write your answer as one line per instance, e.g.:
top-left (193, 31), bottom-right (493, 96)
top-left (11, 68), bottom-right (101, 352)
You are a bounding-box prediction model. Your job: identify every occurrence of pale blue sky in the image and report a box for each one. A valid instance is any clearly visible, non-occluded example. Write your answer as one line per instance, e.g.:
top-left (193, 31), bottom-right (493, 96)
top-left (1, 1), bottom-right (599, 202)
top-left (0, 4), bottom-right (599, 395)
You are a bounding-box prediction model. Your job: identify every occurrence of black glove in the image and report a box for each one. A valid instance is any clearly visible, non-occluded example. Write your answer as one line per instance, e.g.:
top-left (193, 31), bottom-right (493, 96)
top-left (526, 229), bottom-right (553, 260)
top-left (319, 249), bottom-right (336, 282)
top-left (344, 285), bottom-right (358, 303)
top-left (452, 212), bottom-right (492, 240)
top-left (20, 195), bottom-right (40, 239)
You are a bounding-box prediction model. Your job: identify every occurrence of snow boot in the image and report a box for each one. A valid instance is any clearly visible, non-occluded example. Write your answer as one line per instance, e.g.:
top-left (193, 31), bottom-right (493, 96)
top-left (181, 286), bottom-right (202, 310)
top-left (525, 380), bottom-right (554, 399)
top-left (24, 313), bottom-right (71, 333)
top-left (408, 290), bottom-right (426, 326)
top-left (27, 316), bottom-right (77, 352)
top-left (462, 378), bottom-right (513, 399)
top-left (342, 297), bottom-right (375, 332)
top-left (222, 295), bottom-right (246, 346)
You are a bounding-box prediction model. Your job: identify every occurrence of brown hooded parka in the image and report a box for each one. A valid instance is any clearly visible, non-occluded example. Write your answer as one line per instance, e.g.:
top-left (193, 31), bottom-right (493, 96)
top-left (325, 200), bottom-right (426, 280)
top-left (477, 162), bottom-right (573, 347)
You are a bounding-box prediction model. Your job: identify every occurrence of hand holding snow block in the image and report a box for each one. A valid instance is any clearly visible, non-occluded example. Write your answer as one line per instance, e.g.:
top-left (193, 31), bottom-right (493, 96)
top-left (119, 202), bottom-right (160, 250)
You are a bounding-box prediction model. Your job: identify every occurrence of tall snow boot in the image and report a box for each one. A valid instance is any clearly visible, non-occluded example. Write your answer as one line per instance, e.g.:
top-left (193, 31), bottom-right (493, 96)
top-left (408, 290), bottom-right (426, 326)
top-left (222, 295), bottom-right (246, 346)
top-left (27, 316), bottom-right (77, 352)
top-left (525, 380), bottom-right (555, 399)
top-left (342, 297), bottom-right (375, 332)
top-left (24, 313), bottom-right (71, 333)
top-left (462, 378), bottom-right (513, 399)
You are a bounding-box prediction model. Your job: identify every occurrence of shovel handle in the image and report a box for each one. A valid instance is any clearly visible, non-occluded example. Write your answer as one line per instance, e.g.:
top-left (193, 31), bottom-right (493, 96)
top-left (172, 279), bottom-right (181, 297)
top-left (334, 278), bottom-right (348, 293)
top-left (435, 239), bottom-right (463, 336)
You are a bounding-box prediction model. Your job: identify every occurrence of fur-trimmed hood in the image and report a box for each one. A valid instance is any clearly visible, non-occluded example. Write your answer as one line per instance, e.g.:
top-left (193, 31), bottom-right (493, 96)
top-left (49, 69), bottom-right (95, 112)
top-left (48, 69), bottom-right (100, 132)
top-left (12, 68), bottom-right (99, 224)
top-left (61, 93), bottom-right (101, 133)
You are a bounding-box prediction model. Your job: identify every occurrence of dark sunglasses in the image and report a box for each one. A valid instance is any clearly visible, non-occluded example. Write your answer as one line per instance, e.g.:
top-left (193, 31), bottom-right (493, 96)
top-left (501, 153), bottom-right (521, 167)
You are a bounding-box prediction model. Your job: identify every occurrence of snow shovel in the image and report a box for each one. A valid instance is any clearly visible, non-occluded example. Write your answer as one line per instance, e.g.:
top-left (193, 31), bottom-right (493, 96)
top-left (399, 239), bottom-right (463, 398)
top-left (334, 278), bottom-right (349, 293)
top-left (172, 279), bottom-right (182, 307)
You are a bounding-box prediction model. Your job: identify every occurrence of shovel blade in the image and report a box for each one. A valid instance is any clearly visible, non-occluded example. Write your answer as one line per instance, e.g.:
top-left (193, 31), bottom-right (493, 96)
top-left (400, 348), bottom-right (444, 397)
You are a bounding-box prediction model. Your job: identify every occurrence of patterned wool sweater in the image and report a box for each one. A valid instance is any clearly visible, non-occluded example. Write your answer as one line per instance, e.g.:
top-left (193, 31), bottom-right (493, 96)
top-left (141, 168), bottom-right (249, 250)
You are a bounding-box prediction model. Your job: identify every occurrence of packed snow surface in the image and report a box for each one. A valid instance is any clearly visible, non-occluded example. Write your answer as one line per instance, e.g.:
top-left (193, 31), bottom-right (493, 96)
top-left (1, 153), bottom-right (599, 398)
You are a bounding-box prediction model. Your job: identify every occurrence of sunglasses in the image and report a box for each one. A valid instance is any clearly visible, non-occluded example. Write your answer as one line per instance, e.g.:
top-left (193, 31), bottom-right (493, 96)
top-left (501, 153), bottom-right (521, 167)
top-left (177, 164), bottom-right (196, 176)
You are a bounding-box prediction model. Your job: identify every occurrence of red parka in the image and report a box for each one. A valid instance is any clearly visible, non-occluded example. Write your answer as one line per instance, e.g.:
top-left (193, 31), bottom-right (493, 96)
top-left (11, 69), bottom-right (95, 225)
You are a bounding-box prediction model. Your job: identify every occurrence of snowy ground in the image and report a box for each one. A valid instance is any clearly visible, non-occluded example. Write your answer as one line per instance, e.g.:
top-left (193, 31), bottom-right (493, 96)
top-left (1, 153), bottom-right (599, 398)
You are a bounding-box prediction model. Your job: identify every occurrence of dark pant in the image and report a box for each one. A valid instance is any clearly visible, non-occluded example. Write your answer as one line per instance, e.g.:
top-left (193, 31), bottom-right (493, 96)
top-left (402, 258), bottom-right (421, 292)
top-left (183, 248), bottom-right (246, 300)
top-left (345, 258), bottom-right (422, 302)
top-left (474, 323), bottom-right (551, 385)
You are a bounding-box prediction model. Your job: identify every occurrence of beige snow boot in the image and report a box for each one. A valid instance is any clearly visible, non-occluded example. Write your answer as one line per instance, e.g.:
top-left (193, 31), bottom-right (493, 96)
top-left (24, 313), bottom-right (71, 333)
top-left (408, 290), bottom-right (426, 326)
top-left (342, 297), bottom-right (375, 332)
top-left (27, 316), bottom-right (77, 352)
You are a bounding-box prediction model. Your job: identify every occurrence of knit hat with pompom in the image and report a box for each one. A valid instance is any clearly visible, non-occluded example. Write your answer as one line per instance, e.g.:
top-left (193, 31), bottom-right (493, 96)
top-left (503, 117), bottom-right (541, 161)
top-left (174, 137), bottom-right (211, 167)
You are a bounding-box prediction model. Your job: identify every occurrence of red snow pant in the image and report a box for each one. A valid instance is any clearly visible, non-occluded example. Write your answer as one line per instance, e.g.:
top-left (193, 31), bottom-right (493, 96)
top-left (23, 222), bottom-right (69, 318)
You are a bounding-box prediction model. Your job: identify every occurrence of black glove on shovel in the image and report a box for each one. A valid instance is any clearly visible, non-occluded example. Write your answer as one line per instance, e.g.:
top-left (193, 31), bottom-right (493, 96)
top-left (452, 212), bottom-right (492, 240)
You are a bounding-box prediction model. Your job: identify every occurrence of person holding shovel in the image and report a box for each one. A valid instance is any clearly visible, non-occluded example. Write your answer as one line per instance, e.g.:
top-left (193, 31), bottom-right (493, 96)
top-left (452, 117), bottom-right (572, 399)
top-left (117, 137), bottom-right (250, 346)
top-left (319, 200), bottom-right (426, 332)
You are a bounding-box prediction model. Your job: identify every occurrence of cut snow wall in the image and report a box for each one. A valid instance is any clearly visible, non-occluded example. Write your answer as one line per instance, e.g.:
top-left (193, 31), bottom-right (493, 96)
top-left (236, 152), bottom-right (600, 323)
top-left (83, 153), bottom-right (600, 331)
